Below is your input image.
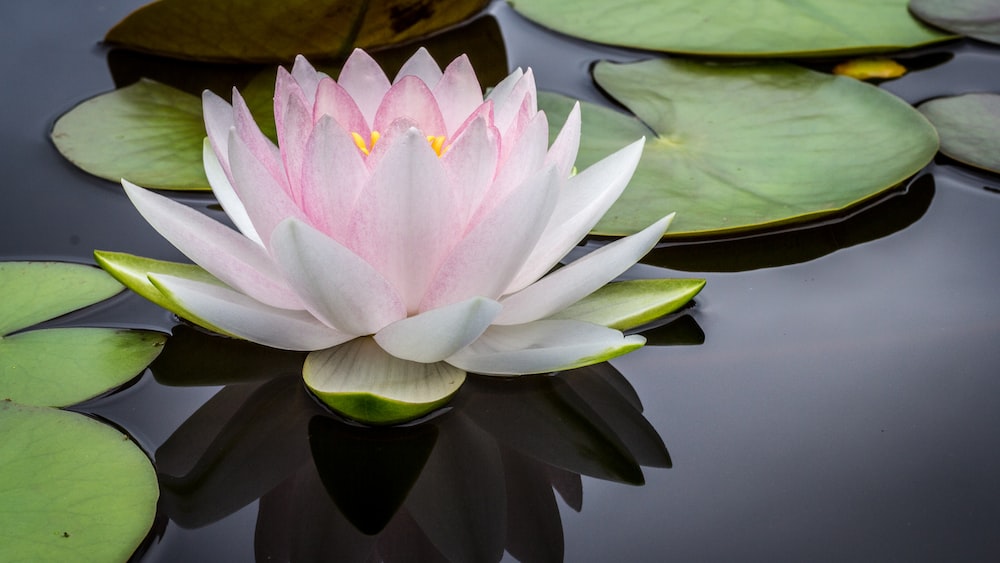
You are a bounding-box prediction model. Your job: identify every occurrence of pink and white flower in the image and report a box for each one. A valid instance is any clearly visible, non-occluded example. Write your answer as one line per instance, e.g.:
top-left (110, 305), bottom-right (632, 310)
top-left (102, 48), bottom-right (673, 421)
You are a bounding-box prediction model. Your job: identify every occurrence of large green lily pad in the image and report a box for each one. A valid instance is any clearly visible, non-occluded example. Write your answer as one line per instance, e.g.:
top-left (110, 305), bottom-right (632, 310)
top-left (918, 93), bottom-right (1000, 173)
top-left (0, 401), bottom-right (158, 562)
top-left (510, 0), bottom-right (952, 57)
top-left (105, 0), bottom-right (488, 63)
top-left (52, 80), bottom-right (209, 191)
top-left (0, 262), bottom-right (166, 407)
top-left (909, 0), bottom-right (1000, 45)
top-left (538, 59), bottom-right (939, 237)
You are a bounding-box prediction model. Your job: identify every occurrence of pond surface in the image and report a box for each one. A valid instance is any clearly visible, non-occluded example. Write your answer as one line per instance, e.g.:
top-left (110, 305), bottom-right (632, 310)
top-left (3, 1), bottom-right (1000, 561)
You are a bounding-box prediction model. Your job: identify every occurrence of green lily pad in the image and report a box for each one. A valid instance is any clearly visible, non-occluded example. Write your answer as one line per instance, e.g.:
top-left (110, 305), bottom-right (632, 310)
top-left (0, 401), bottom-right (158, 562)
top-left (549, 279), bottom-right (706, 330)
top-left (0, 262), bottom-right (166, 407)
top-left (304, 337), bottom-right (466, 425)
top-left (909, 0), bottom-right (1000, 45)
top-left (538, 58), bottom-right (939, 237)
top-left (52, 79), bottom-right (209, 191)
top-left (918, 93), bottom-right (1000, 173)
top-left (511, 0), bottom-right (952, 56)
top-left (105, 0), bottom-right (488, 63)
top-left (0, 261), bottom-right (122, 335)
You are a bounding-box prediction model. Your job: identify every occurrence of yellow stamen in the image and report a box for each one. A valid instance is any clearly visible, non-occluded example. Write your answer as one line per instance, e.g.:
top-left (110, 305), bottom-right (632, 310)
top-left (351, 132), bottom-right (371, 155)
top-left (427, 135), bottom-right (447, 156)
top-left (350, 130), bottom-right (447, 157)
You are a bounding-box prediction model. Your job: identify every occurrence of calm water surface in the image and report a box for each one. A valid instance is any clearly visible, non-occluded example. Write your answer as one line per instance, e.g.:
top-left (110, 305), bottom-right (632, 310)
top-left (3, 1), bottom-right (1000, 561)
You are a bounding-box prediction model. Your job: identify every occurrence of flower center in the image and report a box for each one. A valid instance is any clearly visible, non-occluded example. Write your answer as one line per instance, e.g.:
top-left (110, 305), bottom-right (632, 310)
top-left (351, 131), bottom-right (448, 157)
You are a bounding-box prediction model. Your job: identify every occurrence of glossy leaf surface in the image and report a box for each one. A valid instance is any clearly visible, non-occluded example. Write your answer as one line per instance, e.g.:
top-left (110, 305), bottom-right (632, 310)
top-left (919, 92), bottom-right (1000, 173)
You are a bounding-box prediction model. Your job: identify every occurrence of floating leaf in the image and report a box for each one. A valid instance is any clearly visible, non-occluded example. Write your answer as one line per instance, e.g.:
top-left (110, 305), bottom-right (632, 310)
top-left (538, 59), bottom-right (939, 237)
top-left (0, 262), bottom-right (166, 407)
top-left (549, 279), bottom-right (705, 330)
top-left (918, 92), bottom-right (1000, 173)
top-left (105, 0), bottom-right (488, 63)
top-left (52, 80), bottom-right (209, 190)
top-left (833, 58), bottom-right (909, 80)
top-left (511, 0), bottom-right (952, 56)
top-left (0, 261), bottom-right (122, 335)
top-left (909, 0), bottom-right (1000, 45)
top-left (0, 401), bottom-right (158, 562)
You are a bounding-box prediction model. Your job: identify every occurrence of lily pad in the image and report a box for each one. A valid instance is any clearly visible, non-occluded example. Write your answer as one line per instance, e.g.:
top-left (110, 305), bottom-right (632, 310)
top-left (0, 262), bottom-right (166, 407)
top-left (511, 0), bottom-right (952, 57)
top-left (918, 92), bottom-right (1000, 173)
top-left (52, 80), bottom-right (209, 191)
top-left (304, 337), bottom-right (466, 425)
top-left (549, 279), bottom-right (705, 329)
top-left (909, 0), bottom-right (1000, 45)
top-left (538, 58), bottom-right (939, 237)
top-left (0, 401), bottom-right (158, 562)
top-left (105, 0), bottom-right (488, 63)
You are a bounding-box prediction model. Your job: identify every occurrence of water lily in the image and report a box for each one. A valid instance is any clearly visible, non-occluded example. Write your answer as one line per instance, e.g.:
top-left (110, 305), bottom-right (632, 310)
top-left (97, 48), bottom-right (675, 423)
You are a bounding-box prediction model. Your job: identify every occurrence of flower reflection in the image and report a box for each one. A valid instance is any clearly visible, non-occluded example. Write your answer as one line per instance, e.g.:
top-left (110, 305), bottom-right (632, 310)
top-left (150, 328), bottom-right (675, 562)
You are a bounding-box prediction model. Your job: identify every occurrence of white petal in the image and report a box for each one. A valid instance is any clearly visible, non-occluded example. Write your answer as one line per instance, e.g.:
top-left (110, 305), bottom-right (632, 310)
top-left (203, 138), bottom-right (261, 245)
top-left (122, 180), bottom-right (303, 310)
top-left (446, 320), bottom-right (645, 376)
top-left (495, 214), bottom-right (672, 325)
top-left (506, 138), bottom-right (646, 293)
top-left (434, 54), bottom-right (483, 134)
top-left (394, 47), bottom-right (443, 86)
top-left (338, 49), bottom-right (392, 126)
top-left (270, 218), bottom-right (407, 336)
top-left (202, 90), bottom-right (234, 176)
top-left (439, 116), bottom-right (499, 224)
top-left (374, 297), bottom-right (501, 363)
top-left (545, 101), bottom-right (581, 180)
top-left (149, 274), bottom-right (351, 351)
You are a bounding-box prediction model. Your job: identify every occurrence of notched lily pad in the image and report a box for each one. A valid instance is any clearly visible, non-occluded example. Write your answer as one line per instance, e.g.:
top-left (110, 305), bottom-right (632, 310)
top-left (539, 58), bottom-right (939, 237)
top-left (0, 401), bottom-right (158, 562)
top-left (918, 92), bottom-right (1000, 173)
top-left (909, 0), bottom-right (1000, 45)
top-left (52, 79), bottom-right (209, 191)
top-left (511, 0), bottom-right (952, 57)
top-left (105, 0), bottom-right (489, 63)
top-left (0, 261), bottom-right (166, 407)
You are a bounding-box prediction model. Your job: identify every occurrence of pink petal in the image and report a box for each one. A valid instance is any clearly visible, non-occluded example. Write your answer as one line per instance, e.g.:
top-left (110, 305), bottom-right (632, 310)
top-left (275, 90), bottom-right (312, 206)
top-left (347, 127), bottom-right (461, 312)
top-left (298, 115), bottom-right (369, 242)
top-left (232, 89), bottom-right (286, 192)
top-left (374, 297), bottom-right (501, 363)
top-left (474, 110), bottom-right (549, 221)
top-left (149, 274), bottom-right (351, 351)
top-left (439, 116), bottom-right (499, 225)
top-left (337, 48), bottom-right (392, 127)
top-left (290, 55), bottom-right (323, 103)
top-left (434, 54), bottom-right (484, 135)
top-left (495, 215), bottom-right (672, 325)
top-left (373, 76), bottom-right (447, 138)
top-left (122, 180), bottom-right (303, 310)
top-left (270, 218), bottom-right (407, 336)
top-left (489, 68), bottom-right (536, 135)
top-left (506, 138), bottom-right (645, 293)
top-left (394, 47), bottom-right (443, 86)
top-left (313, 77), bottom-right (370, 135)
top-left (273, 67), bottom-right (309, 152)
top-left (419, 166), bottom-right (561, 311)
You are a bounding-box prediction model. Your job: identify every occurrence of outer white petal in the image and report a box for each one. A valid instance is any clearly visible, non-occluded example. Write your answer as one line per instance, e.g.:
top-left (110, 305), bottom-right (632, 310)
top-left (203, 138), bottom-right (261, 245)
top-left (202, 90), bottom-right (234, 175)
top-left (545, 101), bottom-right (581, 180)
top-left (446, 320), bottom-right (646, 376)
top-left (495, 214), bottom-right (673, 325)
top-left (270, 218), bottom-right (407, 336)
top-left (394, 47), bottom-right (443, 86)
top-left (338, 48), bottom-right (392, 126)
top-left (374, 297), bottom-right (501, 363)
top-left (506, 138), bottom-right (646, 293)
top-left (149, 274), bottom-right (352, 351)
top-left (121, 180), bottom-right (303, 310)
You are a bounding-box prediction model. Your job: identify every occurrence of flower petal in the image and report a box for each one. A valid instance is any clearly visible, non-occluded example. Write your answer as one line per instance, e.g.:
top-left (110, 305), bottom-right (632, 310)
top-left (304, 337), bottom-right (466, 424)
top-left (434, 54), bottom-right (484, 134)
top-left (373, 75), bottom-right (447, 138)
top-left (348, 127), bottom-right (461, 312)
top-left (269, 218), bottom-right (407, 336)
top-left (275, 88), bottom-right (312, 206)
top-left (290, 54), bottom-right (323, 104)
top-left (545, 101), bottom-right (581, 180)
top-left (337, 49), bottom-right (392, 127)
top-left (121, 180), bottom-right (303, 310)
top-left (420, 166), bottom-right (561, 311)
top-left (506, 138), bottom-right (646, 293)
top-left (439, 116), bottom-right (500, 224)
top-left (149, 274), bottom-right (351, 351)
top-left (232, 89), bottom-right (285, 190)
top-left (298, 115), bottom-right (369, 242)
top-left (495, 214), bottom-right (673, 325)
top-left (313, 77), bottom-right (369, 135)
top-left (490, 68), bottom-right (536, 135)
top-left (202, 90), bottom-right (234, 175)
top-left (446, 320), bottom-right (646, 375)
top-left (394, 47), bottom-right (443, 86)
top-left (477, 110), bottom-right (549, 218)
top-left (203, 138), bottom-right (261, 245)
top-left (374, 297), bottom-right (502, 363)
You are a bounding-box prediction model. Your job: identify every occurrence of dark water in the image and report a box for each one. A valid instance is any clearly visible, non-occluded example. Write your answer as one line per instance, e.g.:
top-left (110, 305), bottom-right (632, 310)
top-left (4, 1), bottom-right (1000, 561)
